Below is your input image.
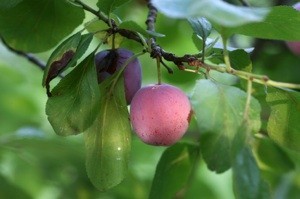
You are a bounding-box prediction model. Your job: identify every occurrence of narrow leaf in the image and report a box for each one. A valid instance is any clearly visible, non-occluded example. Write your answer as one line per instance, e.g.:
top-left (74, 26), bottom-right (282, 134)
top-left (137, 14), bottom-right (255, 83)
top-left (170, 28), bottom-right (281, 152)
top-left (46, 53), bottom-right (100, 136)
top-left (119, 20), bottom-right (165, 38)
top-left (152, 0), bottom-right (269, 27)
top-left (84, 75), bottom-right (131, 191)
top-left (231, 122), bottom-right (271, 199)
top-left (190, 80), bottom-right (261, 172)
top-left (0, 0), bottom-right (85, 52)
top-left (149, 142), bottom-right (199, 199)
top-left (146, 30), bottom-right (165, 38)
top-left (192, 34), bottom-right (204, 51)
top-left (274, 172), bottom-right (300, 199)
top-left (119, 21), bottom-right (148, 36)
top-left (67, 33), bottom-right (94, 68)
top-left (43, 33), bottom-right (93, 96)
top-left (42, 32), bottom-right (81, 88)
top-left (188, 17), bottom-right (212, 40)
top-left (232, 141), bottom-right (271, 199)
top-left (266, 88), bottom-right (300, 152)
top-left (97, 0), bottom-right (131, 15)
top-left (253, 135), bottom-right (295, 174)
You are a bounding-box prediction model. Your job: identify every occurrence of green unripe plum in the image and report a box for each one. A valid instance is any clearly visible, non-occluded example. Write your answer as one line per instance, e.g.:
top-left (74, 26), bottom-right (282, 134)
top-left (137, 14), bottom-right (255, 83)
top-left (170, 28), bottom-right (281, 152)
top-left (95, 48), bottom-right (142, 104)
top-left (286, 3), bottom-right (300, 56)
top-left (130, 84), bottom-right (192, 146)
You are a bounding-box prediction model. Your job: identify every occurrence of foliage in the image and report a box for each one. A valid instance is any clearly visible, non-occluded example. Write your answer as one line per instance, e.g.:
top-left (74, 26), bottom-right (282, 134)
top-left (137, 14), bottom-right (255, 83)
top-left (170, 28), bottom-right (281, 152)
top-left (0, 0), bottom-right (300, 198)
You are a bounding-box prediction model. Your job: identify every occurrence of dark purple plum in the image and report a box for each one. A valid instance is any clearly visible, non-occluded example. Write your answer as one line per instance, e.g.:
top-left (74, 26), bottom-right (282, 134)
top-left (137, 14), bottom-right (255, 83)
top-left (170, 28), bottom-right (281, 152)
top-left (95, 48), bottom-right (142, 104)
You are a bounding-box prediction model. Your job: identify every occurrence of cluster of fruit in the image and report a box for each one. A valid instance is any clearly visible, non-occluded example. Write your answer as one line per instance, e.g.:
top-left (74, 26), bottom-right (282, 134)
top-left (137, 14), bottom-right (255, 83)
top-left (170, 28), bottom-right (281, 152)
top-left (95, 48), bottom-right (192, 146)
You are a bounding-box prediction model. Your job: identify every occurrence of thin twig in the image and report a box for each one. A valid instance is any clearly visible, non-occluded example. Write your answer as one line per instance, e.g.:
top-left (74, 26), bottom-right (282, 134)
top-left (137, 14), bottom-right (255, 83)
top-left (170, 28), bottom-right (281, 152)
top-left (185, 62), bottom-right (300, 90)
top-left (3, 0), bottom-right (300, 91)
top-left (73, 0), bottom-right (111, 25)
top-left (1, 36), bottom-right (46, 71)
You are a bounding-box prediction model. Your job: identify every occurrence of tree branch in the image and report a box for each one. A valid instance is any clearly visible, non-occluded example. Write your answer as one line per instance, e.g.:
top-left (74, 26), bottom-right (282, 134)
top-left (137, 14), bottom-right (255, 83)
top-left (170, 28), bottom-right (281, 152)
top-left (0, 36), bottom-right (46, 71)
top-left (73, 0), bottom-right (111, 26)
top-left (145, 1), bottom-right (201, 68)
top-left (3, 0), bottom-right (300, 91)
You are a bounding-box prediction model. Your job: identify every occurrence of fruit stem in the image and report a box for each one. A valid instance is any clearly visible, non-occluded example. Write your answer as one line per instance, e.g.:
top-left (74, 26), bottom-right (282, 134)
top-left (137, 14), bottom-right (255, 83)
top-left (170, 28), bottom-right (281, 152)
top-left (136, 32), bottom-right (149, 51)
top-left (243, 78), bottom-right (252, 121)
top-left (221, 35), bottom-right (232, 72)
top-left (156, 56), bottom-right (162, 85)
top-left (111, 33), bottom-right (116, 50)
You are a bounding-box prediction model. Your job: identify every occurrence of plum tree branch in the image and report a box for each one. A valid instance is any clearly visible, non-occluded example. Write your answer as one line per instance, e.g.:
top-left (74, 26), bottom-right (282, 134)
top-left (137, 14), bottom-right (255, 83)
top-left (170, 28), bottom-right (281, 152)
top-left (73, 0), bottom-right (143, 44)
top-left (145, 0), bottom-right (200, 67)
top-left (72, 0), bottom-right (110, 25)
top-left (0, 36), bottom-right (67, 78)
top-left (143, 2), bottom-right (300, 90)
top-left (3, 0), bottom-right (300, 91)
top-left (0, 36), bottom-right (46, 71)
top-left (185, 61), bottom-right (300, 90)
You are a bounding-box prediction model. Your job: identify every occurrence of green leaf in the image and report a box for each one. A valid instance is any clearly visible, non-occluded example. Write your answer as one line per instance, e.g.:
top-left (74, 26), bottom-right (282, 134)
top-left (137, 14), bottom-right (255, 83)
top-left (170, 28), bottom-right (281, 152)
top-left (84, 75), bottom-right (131, 191)
top-left (231, 122), bottom-right (271, 199)
top-left (43, 32), bottom-right (93, 96)
top-left (67, 33), bottom-right (94, 68)
top-left (0, 175), bottom-right (32, 199)
top-left (85, 19), bottom-right (109, 39)
top-left (0, 0), bottom-right (84, 52)
top-left (205, 48), bottom-right (253, 71)
top-left (46, 53), bottom-right (100, 136)
top-left (146, 30), bottom-right (165, 38)
top-left (42, 33), bottom-right (81, 89)
top-left (230, 6), bottom-right (300, 41)
top-left (149, 142), bottom-right (199, 199)
top-left (253, 135), bottom-right (295, 174)
top-left (190, 80), bottom-right (261, 173)
top-left (119, 20), bottom-right (165, 38)
top-left (0, 0), bottom-right (22, 9)
top-left (232, 140), bottom-right (271, 199)
top-left (188, 17), bottom-right (212, 40)
top-left (152, 0), bottom-right (269, 27)
top-left (229, 49), bottom-right (252, 72)
top-left (204, 37), bottom-right (220, 56)
top-left (192, 34), bottom-right (204, 51)
top-left (274, 172), bottom-right (300, 199)
top-left (97, 0), bottom-right (131, 15)
top-left (119, 21), bottom-right (148, 36)
top-left (266, 88), bottom-right (300, 152)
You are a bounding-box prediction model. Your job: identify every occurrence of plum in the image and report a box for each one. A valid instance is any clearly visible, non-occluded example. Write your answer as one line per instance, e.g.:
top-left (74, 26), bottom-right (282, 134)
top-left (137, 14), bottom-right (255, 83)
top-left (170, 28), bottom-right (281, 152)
top-left (286, 3), bottom-right (300, 56)
top-left (95, 48), bottom-right (142, 104)
top-left (286, 42), bottom-right (300, 56)
top-left (130, 84), bottom-right (192, 146)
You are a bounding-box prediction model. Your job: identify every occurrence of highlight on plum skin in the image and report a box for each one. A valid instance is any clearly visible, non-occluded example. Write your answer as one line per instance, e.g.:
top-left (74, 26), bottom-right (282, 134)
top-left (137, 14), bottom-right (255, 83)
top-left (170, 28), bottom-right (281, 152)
top-left (286, 3), bottom-right (300, 56)
top-left (130, 84), bottom-right (192, 146)
top-left (95, 48), bottom-right (142, 104)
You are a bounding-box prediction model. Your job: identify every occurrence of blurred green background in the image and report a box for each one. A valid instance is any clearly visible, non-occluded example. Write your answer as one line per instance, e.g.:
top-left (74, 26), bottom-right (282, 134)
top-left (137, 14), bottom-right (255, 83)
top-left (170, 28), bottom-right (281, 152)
top-left (1, 0), bottom-right (300, 198)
